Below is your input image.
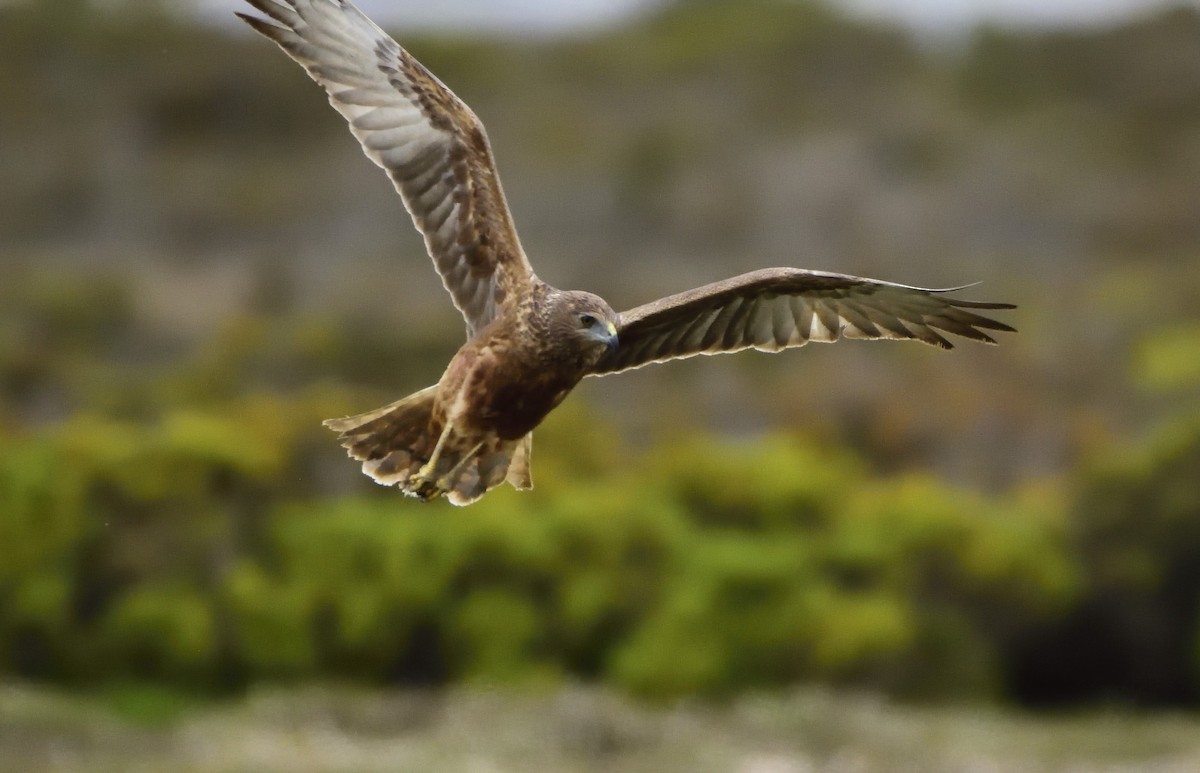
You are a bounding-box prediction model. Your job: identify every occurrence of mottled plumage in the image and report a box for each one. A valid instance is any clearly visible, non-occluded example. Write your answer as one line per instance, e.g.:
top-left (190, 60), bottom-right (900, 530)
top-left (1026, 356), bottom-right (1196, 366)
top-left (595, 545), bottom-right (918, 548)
top-left (239, 0), bottom-right (1016, 505)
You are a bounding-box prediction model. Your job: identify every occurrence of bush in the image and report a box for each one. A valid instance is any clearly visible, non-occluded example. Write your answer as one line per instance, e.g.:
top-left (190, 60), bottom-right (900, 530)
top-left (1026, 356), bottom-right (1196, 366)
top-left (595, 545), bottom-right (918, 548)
top-left (1007, 413), bottom-right (1200, 706)
top-left (102, 585), bottom-right (217, 684)
top-left (0, 408), bottom-right (1084, 701)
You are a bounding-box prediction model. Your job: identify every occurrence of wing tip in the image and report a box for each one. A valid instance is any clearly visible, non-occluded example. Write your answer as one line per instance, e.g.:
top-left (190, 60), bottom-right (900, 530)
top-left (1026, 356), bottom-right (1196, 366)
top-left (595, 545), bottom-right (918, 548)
top-left (236, 11), bottom-right (287, 38)
top-left (943, 292), bottom-right (1018, 340)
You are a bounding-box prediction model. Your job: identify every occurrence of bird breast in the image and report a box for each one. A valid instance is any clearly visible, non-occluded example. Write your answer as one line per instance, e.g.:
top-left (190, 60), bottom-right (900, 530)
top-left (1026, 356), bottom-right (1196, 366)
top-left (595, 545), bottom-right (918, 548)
top-left (446, 340), bottom-right (581, 441)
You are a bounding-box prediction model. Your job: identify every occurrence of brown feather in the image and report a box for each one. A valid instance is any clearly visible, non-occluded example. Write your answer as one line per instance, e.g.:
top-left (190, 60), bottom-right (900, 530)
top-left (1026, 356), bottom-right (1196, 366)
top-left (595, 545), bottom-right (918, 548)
top-left (238, 0), bottom-right (533, 336)
top-left (589, 269), bottom-right (1016, 375)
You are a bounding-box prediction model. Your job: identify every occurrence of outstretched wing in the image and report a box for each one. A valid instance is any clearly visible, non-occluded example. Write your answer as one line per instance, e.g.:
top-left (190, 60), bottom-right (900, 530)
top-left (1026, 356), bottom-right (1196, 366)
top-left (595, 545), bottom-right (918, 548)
top-left (590, 268), bottom-right (1016, 376)
top-left (238, 0), bottom-right (534, 334)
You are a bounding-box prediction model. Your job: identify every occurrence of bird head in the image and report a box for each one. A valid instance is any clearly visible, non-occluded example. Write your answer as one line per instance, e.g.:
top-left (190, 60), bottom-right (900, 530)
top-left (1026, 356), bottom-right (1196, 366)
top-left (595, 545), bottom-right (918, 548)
top-left (555, 290), bottom-right (619, 356)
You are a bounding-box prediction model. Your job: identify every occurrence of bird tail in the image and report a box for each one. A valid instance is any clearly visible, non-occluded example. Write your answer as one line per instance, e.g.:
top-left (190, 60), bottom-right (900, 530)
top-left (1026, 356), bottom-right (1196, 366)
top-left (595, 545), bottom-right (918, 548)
top-left (323, 387), bottom-right (532, 506)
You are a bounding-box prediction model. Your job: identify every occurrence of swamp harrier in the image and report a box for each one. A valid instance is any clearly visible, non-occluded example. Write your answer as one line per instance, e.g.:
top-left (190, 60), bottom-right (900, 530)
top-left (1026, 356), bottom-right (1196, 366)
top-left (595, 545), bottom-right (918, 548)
top-left (238, 0), bottom-right (1016, 505)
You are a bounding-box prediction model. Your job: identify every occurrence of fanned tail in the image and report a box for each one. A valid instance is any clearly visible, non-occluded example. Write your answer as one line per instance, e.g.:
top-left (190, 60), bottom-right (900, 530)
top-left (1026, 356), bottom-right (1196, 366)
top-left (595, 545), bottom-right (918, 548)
top-left (323, 386), bottom-right (440, 467)
top-left (323, 388), bottom-right (532, 505)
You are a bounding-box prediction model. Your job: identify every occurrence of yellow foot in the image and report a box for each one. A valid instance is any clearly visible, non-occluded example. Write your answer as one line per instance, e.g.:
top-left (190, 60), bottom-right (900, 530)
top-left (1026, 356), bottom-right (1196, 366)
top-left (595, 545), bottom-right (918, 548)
top-left (404, 471), bottom-right (444, 502)
top-left (404, 440), bottom-right (483, 503)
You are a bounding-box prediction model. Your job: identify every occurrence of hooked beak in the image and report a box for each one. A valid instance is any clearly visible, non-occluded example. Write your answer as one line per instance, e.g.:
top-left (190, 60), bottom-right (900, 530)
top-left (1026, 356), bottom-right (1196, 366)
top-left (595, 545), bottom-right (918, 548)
top-left (593, 320), bottom-right (619, 352)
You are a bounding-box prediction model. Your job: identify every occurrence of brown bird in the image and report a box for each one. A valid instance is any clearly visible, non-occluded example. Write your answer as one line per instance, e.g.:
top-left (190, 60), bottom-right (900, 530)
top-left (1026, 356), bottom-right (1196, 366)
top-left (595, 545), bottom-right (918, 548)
top-left (238, 0), bottom-right (1016, 506)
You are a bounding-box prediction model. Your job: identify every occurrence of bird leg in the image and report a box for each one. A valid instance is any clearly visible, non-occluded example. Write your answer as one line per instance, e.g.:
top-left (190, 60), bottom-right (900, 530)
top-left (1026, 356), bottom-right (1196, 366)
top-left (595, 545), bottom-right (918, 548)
top-left (435, 441), bottom-right (485, 491)
top-left (406, 421), bottom-right (456, 501)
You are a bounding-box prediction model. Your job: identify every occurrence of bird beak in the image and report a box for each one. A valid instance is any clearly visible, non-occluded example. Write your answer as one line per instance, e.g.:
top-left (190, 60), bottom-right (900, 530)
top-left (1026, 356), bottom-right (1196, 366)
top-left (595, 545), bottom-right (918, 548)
top-left (600, 321), bottom-right (619, 351)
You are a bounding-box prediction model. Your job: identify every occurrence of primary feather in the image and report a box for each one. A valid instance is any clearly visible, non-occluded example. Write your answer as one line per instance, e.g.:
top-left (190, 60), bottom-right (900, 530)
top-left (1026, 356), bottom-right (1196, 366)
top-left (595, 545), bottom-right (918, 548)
top-left (238, 0), bottom-right (533, 336)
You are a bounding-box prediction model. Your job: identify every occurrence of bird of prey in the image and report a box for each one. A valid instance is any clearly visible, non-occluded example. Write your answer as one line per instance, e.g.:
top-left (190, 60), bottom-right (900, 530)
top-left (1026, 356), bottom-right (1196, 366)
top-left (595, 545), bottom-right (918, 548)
top-left (238, 0), bottom-right (1016, 506)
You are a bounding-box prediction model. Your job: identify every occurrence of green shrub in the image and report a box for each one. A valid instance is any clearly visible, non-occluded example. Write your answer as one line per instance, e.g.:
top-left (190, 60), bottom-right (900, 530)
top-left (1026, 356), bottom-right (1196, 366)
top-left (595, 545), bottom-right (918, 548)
top-left (1003, 413), bottom-right (1200, 705)
top-left (0, 405), bottom-right (1087, 700)
top-left (102, 586), bottom-right (216, 684)
top-left (222, 562), bottom-right (318, 680)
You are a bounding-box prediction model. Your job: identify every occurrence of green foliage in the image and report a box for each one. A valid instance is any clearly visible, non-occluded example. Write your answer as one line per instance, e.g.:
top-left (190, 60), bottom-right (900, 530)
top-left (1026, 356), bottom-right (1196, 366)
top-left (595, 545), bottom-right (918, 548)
top-left (103, 586), bottom-right (217, 683)
top-left (1005, 414), bottom-right (1200, 705)
top-left (1135, 323), bottom-right (1200, 394)
top-left (1078, 415), bottom-right (1200, 592)
top-left (0, 404), bottom-right (1083, 701)
top-left (222, 563), bottom-right (318, 679)
top-left (0, 388), bottom-right (348, 687)
top-left (97, 682), bottom-right (204, 728)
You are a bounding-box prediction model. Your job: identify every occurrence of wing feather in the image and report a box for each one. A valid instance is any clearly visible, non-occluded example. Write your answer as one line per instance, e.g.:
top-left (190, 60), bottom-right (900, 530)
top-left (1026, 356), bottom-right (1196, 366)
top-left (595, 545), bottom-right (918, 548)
top-left (813, 301), bottom-right (843, 341)
top-left (790, 295), bottom-right (814, 345)
top-left (238, 0), bottom-right (533, 335)
top-left (770, 297), bottom-right (794, 348)
top-left (837, 301), bottom-right (881, 339)
top-left (589, 268), bottom-right (1016, 376)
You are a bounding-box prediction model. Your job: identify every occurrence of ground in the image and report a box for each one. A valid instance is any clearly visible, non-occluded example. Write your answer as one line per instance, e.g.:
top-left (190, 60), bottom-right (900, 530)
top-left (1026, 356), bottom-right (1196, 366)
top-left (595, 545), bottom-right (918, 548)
top-left (3, 684), bottom-right (1200, 772)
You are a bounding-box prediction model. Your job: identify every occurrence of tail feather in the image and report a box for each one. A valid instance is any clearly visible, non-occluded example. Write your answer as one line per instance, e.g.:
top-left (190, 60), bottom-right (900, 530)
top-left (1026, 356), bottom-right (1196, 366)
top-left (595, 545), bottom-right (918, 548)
top-left (443, 441), bottom-right (517, 505)
top-left (506, 434), bottom-right (533, 490)
top-left (323, 386), bottom-right (440, 459)
top-left (324, 387), bottom-right (532, 505)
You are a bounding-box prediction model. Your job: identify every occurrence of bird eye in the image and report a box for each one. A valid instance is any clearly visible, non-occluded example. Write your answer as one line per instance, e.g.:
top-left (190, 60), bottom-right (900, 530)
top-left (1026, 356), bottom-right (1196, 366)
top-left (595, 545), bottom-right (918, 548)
top-left (579, 313), bottom-right (597, 329)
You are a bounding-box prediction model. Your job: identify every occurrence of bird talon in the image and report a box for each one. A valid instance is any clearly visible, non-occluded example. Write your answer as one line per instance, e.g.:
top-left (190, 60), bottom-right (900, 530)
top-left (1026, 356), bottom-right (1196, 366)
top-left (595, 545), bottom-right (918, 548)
top-left (405, 472), bottom-right (443, 501)
top-left (399, 422), bottom-right (456, 502)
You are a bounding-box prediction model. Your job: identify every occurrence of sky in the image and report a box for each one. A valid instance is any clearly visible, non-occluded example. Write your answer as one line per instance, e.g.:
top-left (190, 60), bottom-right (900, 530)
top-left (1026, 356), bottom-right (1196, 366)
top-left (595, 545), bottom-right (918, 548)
top-left (205, 0), bottom-right (1198, 36)
top-left (838, 0), bottom-right (1197, 34)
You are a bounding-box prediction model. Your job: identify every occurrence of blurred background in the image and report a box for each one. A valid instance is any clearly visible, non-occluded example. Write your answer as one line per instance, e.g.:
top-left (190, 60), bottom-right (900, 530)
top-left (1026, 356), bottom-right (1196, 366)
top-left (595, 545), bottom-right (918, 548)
top-left (2, 0), bottom-right (1200, 770)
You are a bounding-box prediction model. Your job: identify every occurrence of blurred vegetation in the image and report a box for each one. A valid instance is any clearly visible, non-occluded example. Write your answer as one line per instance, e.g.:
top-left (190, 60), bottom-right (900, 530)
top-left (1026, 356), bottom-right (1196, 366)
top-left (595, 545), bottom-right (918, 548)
top-left (2, 283), bottom-right (1198, 703)
top-left (2, 0), bottom-right (1200, 708)
top-left (0, 385), bottom-right (1081, 700)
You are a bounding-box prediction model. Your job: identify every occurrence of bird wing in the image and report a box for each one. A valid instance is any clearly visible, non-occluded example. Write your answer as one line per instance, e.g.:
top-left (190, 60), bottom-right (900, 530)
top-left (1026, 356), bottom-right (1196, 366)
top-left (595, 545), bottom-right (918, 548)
top-left (589, 268), bottom-right (1016, 376)
top-left (238, 0), bottom-right (534, 335)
